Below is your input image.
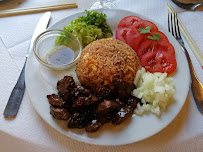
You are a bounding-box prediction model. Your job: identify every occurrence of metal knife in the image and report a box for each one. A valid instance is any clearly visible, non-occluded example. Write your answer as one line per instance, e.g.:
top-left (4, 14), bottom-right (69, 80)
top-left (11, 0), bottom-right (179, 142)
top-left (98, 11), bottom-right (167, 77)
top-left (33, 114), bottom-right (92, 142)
top-left (3, 12), bottom-right (51, 118)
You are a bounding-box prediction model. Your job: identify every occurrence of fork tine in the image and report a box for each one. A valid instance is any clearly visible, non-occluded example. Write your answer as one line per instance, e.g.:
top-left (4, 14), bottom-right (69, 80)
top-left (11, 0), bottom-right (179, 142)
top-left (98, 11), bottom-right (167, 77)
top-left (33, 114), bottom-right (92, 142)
top-left (175, 13), bottom-right (182, 39)
top-left (170, 13), bottom-right (175, 36)
top-left (168, 13), bottom-right (171, 32)
top-left (174, 13), bottom-right (178, 38)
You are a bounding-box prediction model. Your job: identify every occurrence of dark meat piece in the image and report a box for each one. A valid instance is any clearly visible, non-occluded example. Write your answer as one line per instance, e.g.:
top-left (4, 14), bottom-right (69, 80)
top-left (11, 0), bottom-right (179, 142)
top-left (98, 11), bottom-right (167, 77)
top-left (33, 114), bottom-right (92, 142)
top-left (50, 106), bottom-right (69, 120)
top-left (93, 85), bottom-right (114, 101)
top-left (47, 94), bottom-right (65, 107)
top-left (57, 76), bottom-right (75, 101)
top-left (112, 107), bottom-right (131, 125)
top-left (99, 113), bottom-right (114, 124)
top-left (71, 85), bottom-right (90, 100)
top-left (114, 78), bottom-right (135, 101)
top-left (115, 98), bottom-right (125, 107)
top-left (85, 119), bottom-right (103, 133)
top-left (127, 97), bottom-right (140, 107)
top-left (96, 99), bottom-right (122, 124)
top-left (68, 110), bottom-right (92, 129)
top-left (112, 97), bottom-right (138, 125)
top-left (96, 100), bottom-right (121, 115)
top-left (72, 95), bottom-right (99, 108)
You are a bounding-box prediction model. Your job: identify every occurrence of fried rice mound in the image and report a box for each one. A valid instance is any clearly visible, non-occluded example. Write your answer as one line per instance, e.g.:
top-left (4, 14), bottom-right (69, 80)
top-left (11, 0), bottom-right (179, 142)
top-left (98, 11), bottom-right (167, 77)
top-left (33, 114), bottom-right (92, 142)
top-left (76, 38), bottom-right (140, 91)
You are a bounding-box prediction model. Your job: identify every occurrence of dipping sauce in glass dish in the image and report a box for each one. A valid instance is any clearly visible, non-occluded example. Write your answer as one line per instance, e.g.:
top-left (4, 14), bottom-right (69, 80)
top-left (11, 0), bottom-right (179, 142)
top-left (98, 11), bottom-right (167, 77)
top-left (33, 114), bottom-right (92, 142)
top-left (47, 46), bottom-right (75, 65)
top-left (33, 30), bottom-right (82, 70)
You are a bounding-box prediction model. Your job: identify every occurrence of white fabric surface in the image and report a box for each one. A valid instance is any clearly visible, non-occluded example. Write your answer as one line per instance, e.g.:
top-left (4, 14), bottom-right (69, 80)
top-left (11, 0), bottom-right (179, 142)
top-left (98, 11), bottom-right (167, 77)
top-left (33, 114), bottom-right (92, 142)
top-left (0, 0), bottom-right (203, 151)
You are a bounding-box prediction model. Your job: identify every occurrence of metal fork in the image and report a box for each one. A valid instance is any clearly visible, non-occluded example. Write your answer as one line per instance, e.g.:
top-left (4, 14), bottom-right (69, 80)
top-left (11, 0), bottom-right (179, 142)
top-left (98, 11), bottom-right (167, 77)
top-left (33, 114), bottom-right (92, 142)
top-left (168, 12), bottom-right (203, 113)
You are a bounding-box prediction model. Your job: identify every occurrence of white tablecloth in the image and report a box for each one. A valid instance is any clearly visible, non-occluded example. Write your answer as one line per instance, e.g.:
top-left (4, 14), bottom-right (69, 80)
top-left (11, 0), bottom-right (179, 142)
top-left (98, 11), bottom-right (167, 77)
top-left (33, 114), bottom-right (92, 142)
top-left (0, 0), bottom-right (203, 151)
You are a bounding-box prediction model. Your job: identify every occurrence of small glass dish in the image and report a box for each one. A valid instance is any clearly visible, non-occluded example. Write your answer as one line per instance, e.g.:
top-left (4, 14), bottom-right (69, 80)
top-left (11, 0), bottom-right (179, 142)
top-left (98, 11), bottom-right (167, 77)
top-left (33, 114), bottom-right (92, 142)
top-left (33, 30), bottom-right (82, 70)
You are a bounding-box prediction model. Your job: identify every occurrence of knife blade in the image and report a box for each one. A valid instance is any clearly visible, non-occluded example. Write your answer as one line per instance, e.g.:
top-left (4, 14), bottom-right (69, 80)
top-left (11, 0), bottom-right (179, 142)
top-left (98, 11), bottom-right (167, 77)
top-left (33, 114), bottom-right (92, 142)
top-left (3, 12), bottom-right (51, 118)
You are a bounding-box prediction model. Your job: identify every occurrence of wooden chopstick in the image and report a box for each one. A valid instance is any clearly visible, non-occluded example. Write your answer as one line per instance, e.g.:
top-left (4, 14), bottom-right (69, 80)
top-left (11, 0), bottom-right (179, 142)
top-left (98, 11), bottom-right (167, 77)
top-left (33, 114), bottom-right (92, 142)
top-left (0, 3), bottom-right (78, 18)
top-left (167, 2), bottom-right (203, 69)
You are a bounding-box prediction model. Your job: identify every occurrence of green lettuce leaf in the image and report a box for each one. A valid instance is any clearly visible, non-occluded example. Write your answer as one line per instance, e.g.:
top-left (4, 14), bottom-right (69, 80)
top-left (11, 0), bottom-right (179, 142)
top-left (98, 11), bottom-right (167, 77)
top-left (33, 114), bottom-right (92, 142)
top-left (55, 10), bottom-right (113, 48)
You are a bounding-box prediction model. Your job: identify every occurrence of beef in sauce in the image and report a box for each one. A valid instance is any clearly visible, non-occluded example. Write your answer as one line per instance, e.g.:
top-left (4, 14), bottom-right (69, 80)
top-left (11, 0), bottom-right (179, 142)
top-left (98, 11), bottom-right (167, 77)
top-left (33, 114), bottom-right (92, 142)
top-left (47, 75), bottom-right (138, 132)
top-left (112, 97), bottom-right (139, 125)
top-left (47, 94), bottom-right (65, 108)
top-left (85, 119), bottom-right (103, 133)
top-left (57, 76), bottom-right (75, 101)
top-left (50, 106), bottom-right (69, 120)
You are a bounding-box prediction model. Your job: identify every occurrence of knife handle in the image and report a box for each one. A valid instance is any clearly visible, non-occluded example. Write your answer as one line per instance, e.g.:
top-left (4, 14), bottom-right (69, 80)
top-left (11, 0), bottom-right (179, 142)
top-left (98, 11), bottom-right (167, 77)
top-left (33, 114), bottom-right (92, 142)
top-left (3, 60), bottom-right (26, 118)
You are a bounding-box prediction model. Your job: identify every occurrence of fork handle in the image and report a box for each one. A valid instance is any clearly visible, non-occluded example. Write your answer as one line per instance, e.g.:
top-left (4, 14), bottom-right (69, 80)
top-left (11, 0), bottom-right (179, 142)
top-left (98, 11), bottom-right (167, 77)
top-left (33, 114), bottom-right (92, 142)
top-left (182, 46), bottom-right (197, 80)
top-left (182, 46), bottom-right (203, 112)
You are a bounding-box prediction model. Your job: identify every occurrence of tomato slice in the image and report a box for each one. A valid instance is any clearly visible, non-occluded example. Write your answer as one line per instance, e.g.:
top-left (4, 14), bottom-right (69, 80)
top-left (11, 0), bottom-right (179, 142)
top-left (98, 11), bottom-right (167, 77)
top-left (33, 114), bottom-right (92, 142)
top-left (137, 40), bottom-right (175, 60)
top-left (141, 50), bottom-right (177, 74)
top-left (116, 16), bottom-right (142, 43)
top-left (150, 31), bottom-right (169, 43)
top-left (126, 20), bottom-right (159, 51)
top-left (127, 30), bottom-right (169, 53)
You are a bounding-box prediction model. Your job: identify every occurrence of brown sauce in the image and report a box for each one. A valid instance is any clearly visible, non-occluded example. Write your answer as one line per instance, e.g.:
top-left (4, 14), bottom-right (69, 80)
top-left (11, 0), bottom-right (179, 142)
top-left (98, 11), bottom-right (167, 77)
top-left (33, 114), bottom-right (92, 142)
top-left (47, 46), bottom-right (75, 65)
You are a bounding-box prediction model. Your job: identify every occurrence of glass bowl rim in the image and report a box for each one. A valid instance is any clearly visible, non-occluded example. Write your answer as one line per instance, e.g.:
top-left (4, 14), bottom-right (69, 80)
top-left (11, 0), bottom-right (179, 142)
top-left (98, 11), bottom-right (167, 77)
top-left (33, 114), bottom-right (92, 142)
top-left (33, 29), bottom-right (82, 70)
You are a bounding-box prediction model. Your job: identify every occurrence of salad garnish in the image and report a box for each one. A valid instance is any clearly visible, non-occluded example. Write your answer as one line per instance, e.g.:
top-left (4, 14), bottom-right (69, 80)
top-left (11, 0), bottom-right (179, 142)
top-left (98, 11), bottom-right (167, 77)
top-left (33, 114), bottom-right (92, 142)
top-left (55, 10), bottom-right (113, 48)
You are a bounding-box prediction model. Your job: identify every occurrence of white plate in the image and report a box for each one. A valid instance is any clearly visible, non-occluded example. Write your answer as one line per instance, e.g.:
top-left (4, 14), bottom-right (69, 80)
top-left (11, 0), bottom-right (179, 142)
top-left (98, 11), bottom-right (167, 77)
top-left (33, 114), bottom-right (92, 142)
top-left (25, 9), bottom-right (190, 145)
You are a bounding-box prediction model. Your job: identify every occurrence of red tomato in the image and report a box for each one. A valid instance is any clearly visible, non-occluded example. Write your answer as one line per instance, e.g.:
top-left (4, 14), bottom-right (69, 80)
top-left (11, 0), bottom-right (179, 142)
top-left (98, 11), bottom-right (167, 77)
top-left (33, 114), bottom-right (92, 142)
top-left (116, 16), bottom-right (142, 43)
top-left (126, 20), bottom-right (159, 51)
top-left (127, 31), bottom-right (169, 53)
top-left (151, 31), bottom-right (169, 43)
top-left (141, 50), bottom-right (177, 74)
top-left (137, 40), bottom-right (175, 60)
